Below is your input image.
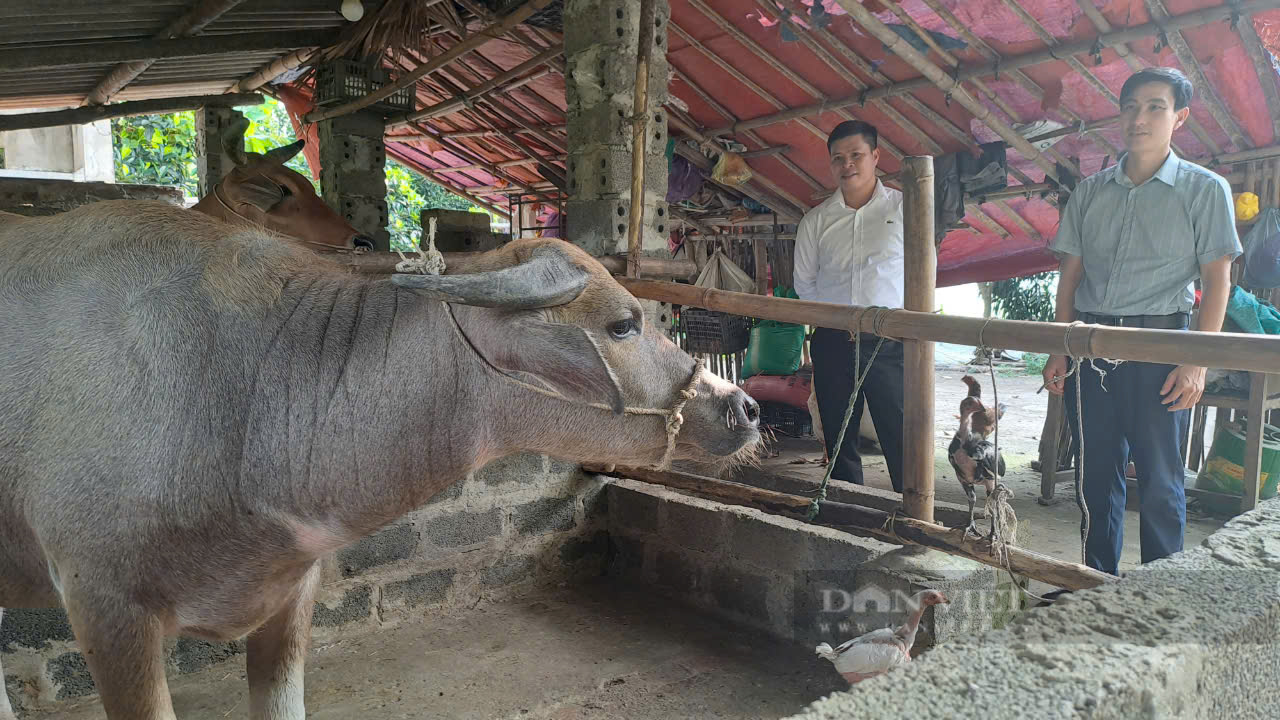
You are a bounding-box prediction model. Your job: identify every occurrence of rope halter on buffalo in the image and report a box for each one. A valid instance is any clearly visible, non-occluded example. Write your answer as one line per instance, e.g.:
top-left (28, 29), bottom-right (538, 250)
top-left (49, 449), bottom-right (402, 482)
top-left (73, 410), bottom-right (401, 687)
top-left (394, 243), bottom-right (706, 472)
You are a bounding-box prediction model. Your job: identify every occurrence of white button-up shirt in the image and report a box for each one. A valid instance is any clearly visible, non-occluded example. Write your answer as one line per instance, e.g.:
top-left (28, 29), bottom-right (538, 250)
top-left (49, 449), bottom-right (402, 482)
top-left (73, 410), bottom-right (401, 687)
top-left (793, 180), bottom-right (905, 308)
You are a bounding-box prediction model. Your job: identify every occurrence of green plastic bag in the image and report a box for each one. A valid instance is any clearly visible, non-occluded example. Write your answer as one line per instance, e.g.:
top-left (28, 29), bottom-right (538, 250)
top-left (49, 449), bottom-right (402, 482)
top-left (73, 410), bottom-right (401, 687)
top-left (741, 286), bottom-right (806, 379)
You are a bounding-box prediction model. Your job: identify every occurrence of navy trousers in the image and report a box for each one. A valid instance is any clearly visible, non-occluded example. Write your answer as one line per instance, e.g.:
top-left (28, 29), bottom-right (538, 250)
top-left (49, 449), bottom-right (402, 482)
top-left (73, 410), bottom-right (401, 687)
top-left (1064, 358), bottom-right (1190, 575)
top-left (810, 328), bottom-right (905, 492)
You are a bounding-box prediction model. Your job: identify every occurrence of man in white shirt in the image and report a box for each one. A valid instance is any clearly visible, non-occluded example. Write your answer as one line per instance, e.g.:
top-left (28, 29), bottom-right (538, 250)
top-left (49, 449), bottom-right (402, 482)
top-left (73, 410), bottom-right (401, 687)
top-left (793, 120), bottom-right (906, 492)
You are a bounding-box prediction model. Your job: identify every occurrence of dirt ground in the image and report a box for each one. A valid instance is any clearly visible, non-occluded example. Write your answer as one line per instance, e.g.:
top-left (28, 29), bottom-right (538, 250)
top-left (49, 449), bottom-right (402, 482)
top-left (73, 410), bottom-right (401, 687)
top-left (757, 365), bottom-right (1228, 586)
top-left (35, 583), bottom-right (845, 720)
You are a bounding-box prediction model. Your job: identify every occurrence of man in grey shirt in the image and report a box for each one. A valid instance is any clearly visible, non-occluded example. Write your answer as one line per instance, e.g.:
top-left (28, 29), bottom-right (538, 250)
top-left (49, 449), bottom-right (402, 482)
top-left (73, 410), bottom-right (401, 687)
top-left (1043, 67), bottom-right (1240, 576)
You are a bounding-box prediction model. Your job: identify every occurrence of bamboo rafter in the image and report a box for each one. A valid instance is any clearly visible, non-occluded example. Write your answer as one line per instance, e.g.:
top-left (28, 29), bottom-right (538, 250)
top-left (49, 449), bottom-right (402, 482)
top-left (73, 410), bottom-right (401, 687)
top-left (303, 0), bottom-right (554, 123)
top-left (687, 0), bottom-right (939, 163)
top-left (1144, 0), bottom-right (1252, 151)
top-left (669, 22), bottom-right (890, 157)
top-left (1230, 11), bottom-right (1280, 141)
top-left (763, 0), bottom-right (958, 157)
top-left (877, 0), bottom-right (1081, 181)
top-left (386, 45), bottom-right (562, 129)
top-left (705, 0), bottom-right (1278, 139)
top-left (1056, 0), bottom-right (1208, 157)
top-left (991, 199), bottom-right (1043, 241)
top-left (669, 65), bottom-right (828, 194)
top-left (832, 0), bottom-right (1063, 184)
top-left (964, 203), bottom-right (1012, 239)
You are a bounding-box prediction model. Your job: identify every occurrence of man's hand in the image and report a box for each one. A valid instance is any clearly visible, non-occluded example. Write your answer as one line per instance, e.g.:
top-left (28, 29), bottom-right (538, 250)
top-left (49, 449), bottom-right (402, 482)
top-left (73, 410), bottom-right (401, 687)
top-left (1160, 365), bottom-right (1206, 411)
top-left (1043, 354), bottom-right (1069, 395)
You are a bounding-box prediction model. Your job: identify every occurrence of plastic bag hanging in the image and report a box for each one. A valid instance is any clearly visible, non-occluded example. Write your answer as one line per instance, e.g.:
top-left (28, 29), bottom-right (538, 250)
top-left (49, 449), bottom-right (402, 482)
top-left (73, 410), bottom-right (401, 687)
top-left (693, 249), bottom-right (756, 294)
top-left (711, 151), bottom-right (752, 187)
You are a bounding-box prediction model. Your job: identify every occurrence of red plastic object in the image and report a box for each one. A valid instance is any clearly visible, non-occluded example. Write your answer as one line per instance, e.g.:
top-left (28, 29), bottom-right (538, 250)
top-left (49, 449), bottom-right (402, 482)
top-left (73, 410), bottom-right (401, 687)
top-left (740, 373), bottom-right (811, 409)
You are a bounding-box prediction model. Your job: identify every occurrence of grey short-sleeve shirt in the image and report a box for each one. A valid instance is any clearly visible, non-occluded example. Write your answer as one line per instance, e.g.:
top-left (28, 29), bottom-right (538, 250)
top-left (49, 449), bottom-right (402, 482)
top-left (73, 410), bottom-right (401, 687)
top-left (1050, 150), bottom-right (1242, 316)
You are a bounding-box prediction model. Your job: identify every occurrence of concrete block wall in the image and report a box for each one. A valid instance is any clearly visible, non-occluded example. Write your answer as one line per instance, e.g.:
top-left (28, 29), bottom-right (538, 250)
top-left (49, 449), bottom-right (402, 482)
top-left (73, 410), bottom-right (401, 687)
top-left (317, 109), bottom-right (391, 252)
top-left (604, 478), bottom-right (1006, 652)
top-left (1, 455), bottom-right (609, 714)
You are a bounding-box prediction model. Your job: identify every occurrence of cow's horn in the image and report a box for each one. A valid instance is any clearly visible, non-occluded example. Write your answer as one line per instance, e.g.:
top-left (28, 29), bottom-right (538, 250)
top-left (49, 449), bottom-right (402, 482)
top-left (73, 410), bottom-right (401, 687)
top-left (263, 139), bottom-right (305, 165)
top-left (391, 245), bottom-right (588, 309)
top-left (222, 115), bottom-right (251, 167)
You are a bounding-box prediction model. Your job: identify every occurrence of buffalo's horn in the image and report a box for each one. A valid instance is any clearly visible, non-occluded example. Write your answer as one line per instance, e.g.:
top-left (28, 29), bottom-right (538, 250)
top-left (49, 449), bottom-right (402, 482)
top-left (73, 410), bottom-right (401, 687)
top-left (391, 245), bottom-right (588, 309)
top-left (222, 115), bottom-right (251, 167)
top-left (263, 139), bottom-right (306, 165)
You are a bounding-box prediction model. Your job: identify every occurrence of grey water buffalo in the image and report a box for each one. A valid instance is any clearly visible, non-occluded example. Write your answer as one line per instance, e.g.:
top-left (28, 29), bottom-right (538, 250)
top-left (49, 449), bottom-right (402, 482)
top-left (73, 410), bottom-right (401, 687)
top-left (0, 201), bottom-right (760, 720)
top-left (190, 115), bottom-right (376, 252)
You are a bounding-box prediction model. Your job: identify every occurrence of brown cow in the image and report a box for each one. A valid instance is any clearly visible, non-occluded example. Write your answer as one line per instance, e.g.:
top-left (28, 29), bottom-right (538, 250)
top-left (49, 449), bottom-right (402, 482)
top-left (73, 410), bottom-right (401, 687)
top-left (190, 115), bottom-right (376, 252)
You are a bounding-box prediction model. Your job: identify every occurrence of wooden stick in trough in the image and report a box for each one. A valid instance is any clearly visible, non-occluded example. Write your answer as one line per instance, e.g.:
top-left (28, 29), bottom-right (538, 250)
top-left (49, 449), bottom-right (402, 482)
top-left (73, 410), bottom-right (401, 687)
top-left (586, 464), bottom-right (1114, 591)
top-left (626, 0), bottom-right (658, 279)
top-left (613, 278), bottom-right (1280, 375)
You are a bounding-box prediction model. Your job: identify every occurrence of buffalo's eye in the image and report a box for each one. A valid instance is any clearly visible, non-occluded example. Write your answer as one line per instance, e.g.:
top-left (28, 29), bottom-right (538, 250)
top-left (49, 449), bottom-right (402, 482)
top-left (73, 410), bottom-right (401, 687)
top-left (278, 184), bottom-right (293, 197)
top-left (609, 318), bottom-right (637, 339)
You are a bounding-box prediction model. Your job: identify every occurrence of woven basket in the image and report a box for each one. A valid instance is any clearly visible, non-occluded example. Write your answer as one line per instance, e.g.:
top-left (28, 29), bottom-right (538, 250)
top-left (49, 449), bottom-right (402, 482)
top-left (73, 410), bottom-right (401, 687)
top-left (679, 307), bottom-right (751, 355)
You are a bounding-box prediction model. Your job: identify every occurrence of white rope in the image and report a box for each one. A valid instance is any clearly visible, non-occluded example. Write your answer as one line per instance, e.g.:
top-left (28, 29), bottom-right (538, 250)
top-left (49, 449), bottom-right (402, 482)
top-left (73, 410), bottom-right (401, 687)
top-left (396, 217), bottom-right (447, 275)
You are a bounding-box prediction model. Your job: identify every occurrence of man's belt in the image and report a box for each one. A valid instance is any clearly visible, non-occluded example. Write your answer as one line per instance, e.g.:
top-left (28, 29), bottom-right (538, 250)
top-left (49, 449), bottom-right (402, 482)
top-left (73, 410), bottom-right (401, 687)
top-left (1078, 311), bottom-right (1189, 329)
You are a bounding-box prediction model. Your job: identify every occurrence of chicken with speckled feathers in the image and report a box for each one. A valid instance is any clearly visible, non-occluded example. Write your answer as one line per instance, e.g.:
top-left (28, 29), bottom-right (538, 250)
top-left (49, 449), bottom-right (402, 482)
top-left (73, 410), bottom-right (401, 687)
top-left (947, 376), bottom-right (1007, 537)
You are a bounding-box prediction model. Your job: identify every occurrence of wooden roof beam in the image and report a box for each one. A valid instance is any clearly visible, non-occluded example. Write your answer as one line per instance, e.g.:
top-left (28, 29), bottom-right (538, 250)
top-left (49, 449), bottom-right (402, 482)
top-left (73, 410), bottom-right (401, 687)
top-left (708, 0), bottom-right (1278, 141)
top-left (0, 30), bottom-right (336, 72)
top-left (833, 0), bottom-right (1062, 183)
top-left (1144, 0), bottom-right (1252, 151)
top-left (687, 0), bottom-right (938, 163)
top-left (669, 64), bottom-right (828, 195)
top-left (0, 92), bottom-right (262, 132)
top-left (1232, 12), bottom-right (1280, 142)
top-left (84, 0), bottom-right (249, 105)
top-left (755, 0), bottom-right (946, 158)
top-left (1069, 0), bottom-right (1215, 157)
top-left (303, 0), bottom-right (554, 123)
top-left (386, 45), bottom-right (562, 129)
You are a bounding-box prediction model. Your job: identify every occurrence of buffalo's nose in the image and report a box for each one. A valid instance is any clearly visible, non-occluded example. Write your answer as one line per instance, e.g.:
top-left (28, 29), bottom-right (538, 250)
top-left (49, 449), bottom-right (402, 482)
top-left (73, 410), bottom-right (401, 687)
top-left (731, 390), bottom-right (760, 428)
top-left (352, 234), bottom-right (376, 250)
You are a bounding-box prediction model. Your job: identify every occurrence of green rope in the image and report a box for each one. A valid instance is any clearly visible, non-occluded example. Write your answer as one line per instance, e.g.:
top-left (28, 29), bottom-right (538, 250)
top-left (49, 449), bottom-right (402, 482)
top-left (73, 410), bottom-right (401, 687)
top-left (807, 322), bottom-right (888, 521)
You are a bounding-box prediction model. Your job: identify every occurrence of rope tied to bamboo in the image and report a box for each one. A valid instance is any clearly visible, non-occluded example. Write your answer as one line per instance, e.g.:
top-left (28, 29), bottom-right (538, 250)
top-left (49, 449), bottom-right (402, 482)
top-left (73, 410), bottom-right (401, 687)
top-left (806, 306), bottom-right (893, 521)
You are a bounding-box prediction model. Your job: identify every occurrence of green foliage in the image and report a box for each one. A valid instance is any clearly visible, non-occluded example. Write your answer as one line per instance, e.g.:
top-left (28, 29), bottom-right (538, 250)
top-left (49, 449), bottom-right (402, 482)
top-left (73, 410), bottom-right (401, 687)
top-left (1023, 352), bottom-right (1048, 376)
top-left (110, 97), bottom-right (492, 246)
top-left (990, 271), bottom-right (1058, 322)
top-left (112, 111), bottom-right (199, 197)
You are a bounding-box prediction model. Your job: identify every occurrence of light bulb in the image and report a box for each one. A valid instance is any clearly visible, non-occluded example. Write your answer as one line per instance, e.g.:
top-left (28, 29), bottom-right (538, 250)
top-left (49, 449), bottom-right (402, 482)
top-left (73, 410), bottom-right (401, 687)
top-left (340, 0), bottom-right (364, 22)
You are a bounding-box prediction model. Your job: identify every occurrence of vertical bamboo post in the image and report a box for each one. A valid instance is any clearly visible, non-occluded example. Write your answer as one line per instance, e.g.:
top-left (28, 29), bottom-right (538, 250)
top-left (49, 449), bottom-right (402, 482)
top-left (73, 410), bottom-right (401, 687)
top-left (901, 156), bottom-right (936, 523)
top-left (1241, 373), bottom-right (1273, 512)
top-left (626, 0), bottom-right (657, 278)
top-left (753, 238), bottom-right (769, 295)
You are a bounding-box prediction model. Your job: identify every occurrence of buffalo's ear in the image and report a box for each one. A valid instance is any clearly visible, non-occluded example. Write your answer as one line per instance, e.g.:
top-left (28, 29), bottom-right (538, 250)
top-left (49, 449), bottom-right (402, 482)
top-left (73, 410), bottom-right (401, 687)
top-left (467, 313), bottom-right (624, 415)
top-left (229, 173), bottom-right (285, 212)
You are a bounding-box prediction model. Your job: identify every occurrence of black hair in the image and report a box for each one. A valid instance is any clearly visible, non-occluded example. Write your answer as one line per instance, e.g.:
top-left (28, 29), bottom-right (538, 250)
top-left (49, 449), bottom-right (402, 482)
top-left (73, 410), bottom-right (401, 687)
top-left (827, 120), bottom-right (878, 153)
top-left (1119, 67), bottom-right (1193, 110)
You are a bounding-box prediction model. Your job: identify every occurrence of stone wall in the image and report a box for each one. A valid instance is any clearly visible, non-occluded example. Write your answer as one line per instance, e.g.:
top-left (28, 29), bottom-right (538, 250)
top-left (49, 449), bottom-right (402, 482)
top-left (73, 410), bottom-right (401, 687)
top-left (1, 454), bottom-right (610, 714)
top-left (605, 478), bottom-right (1012, 652)
top-left (0, 177), bottom-right (184, 216)
top-left (786, 498), bottom-right (1280, 720)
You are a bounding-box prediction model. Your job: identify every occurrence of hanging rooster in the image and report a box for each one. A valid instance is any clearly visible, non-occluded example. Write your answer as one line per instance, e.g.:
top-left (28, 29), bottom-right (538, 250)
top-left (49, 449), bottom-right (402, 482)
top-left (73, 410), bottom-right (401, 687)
top-left (948, 376), bottom-right (1006, 537)
top-left (815, 590), bottom-right (950, 684)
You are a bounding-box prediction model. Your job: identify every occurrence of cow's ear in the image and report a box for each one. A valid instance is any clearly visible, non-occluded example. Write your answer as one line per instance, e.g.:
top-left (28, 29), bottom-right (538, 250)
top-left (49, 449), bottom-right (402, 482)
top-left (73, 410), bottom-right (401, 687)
top-left (232, 173), bottom-right (286, 212)
top-left (465, 312), bottom-right (624, 415)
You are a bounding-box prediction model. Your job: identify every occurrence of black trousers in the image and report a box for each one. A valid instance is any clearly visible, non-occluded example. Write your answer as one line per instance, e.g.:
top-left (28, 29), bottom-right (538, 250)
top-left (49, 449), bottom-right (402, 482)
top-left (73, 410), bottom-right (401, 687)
top-left (810, 328), bottom-right (905, 492)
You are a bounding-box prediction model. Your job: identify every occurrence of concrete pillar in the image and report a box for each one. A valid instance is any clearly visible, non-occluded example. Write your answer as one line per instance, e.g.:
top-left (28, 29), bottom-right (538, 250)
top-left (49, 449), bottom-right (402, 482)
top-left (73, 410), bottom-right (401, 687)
top-left (563, 0), bottom-right (671, 258)
top-left (195, 106), bottom-right (244, 198)
top-left (317, 111), bottom-right (391, 252)
top-left (565, 0), bottom-right (673, 332)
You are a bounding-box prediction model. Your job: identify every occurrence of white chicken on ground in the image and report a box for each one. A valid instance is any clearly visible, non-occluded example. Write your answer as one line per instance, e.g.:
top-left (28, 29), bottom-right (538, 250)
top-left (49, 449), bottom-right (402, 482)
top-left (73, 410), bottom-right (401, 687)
top-left (815, 589), bottom-right (950, 684)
